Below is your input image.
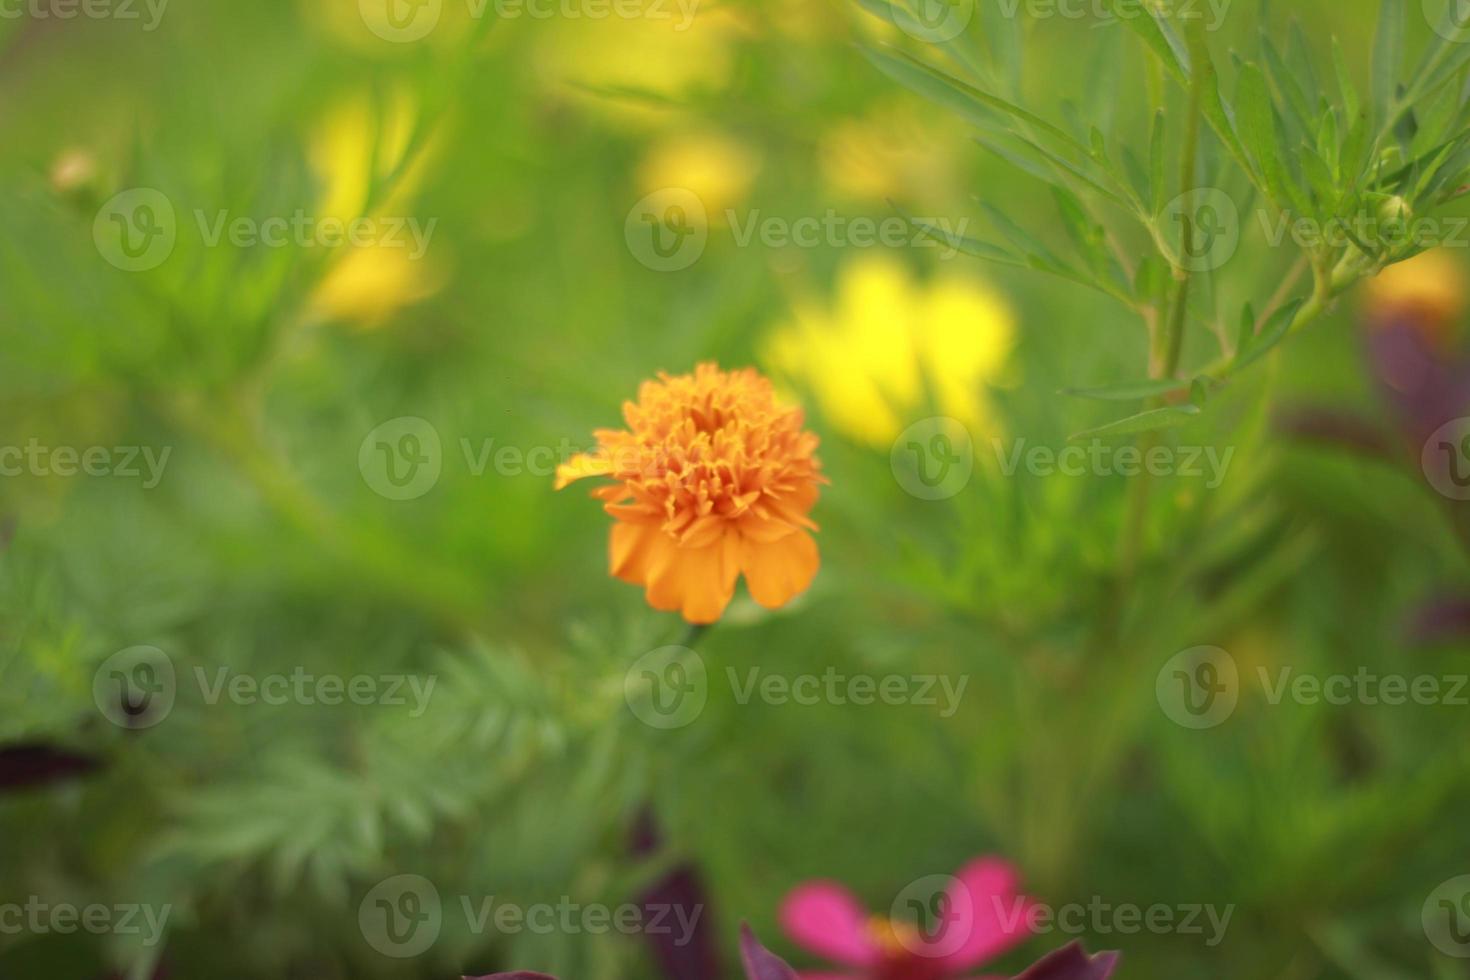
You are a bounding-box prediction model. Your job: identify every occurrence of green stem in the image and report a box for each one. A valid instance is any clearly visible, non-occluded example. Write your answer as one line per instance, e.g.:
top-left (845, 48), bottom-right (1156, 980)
top-left (1120, 25), bottom-right (1205, 600)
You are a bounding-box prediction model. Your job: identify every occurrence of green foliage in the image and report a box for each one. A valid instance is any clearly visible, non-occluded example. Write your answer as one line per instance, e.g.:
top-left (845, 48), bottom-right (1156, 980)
top-left (873, 0), bottom-right (1470, 432)
top-left (1, 2), bottom-right (1468, 979)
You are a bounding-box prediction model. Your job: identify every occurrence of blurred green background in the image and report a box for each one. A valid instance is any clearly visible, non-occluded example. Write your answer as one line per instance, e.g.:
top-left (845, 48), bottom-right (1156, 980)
top-left (2, 0), bottom-right (1469, 977)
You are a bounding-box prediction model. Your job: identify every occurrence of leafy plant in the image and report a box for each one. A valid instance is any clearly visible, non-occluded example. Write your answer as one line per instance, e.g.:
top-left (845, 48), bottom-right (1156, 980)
top-left (863, 0), bottom-right (1470, 432)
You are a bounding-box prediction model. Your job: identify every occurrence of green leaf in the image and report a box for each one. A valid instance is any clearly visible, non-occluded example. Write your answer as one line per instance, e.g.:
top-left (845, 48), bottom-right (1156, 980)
top-left (851, 0), bottom-right (988, 82)
top-left (1316, 108), bottom-right (1340, 178)
top-left (1341, 110), bottom-right (1371, 182)
top-left (1287, 21), bottom-right (1323, 109)
top-left (1235, 298), bottom-right (1306, 368)
top-left (1070, 404), bottom-right (1203, 440)
top-left (1149, 108), bottom-right (1167, 213)
top-left (1332, 36), bottom-right (1361, 123)
top-left (1051, 184), bottom-right (1108, 271)
top-left (1119, 146), bottom-right (1150, 210)
top-left (904, 215), bottom-right (1023, 266)
top-left (1236, 302), bottom-right (1256, 355)
top-left (1298, 140), bottom-right (1338, 211)
top-left (863, 47), bottom-right (1078, 151)
top-left (1261, 32), bottom-right (1315, 138)
top-left (1062, 378), bottom-right (1194, 401)
top-left (1105, 0), bottom-right (1188, 82)
top-left (980, 0), bottom-right (1023, 94)
top-left (1417, 41), bottom-right (1470, 101)
top-left (1181, 18), bottom-right (1254, 180)
top-left (1372, 0), bottom-right (1405, 124)
top-left (1236, 61), bottom-right (1293, 208)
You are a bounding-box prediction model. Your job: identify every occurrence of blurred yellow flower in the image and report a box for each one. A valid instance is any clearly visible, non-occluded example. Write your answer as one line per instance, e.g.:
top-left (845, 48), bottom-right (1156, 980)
top-left (818, 99), bottom-right (961, 206)
top-left (762, 255), bottom-right (1016, 448)
top-left (310, 88), bottom-right (429, 221)
top-left (306, 245), bottom-right (447, 328)
top-left (1364, 248), bottom-right (1466, 345)
top-left (536, 6), bottom-right (747, 127)
top-left (636, 131), bottom-right (761, 226)
top-left (305, 89), bottom-right (445, 327)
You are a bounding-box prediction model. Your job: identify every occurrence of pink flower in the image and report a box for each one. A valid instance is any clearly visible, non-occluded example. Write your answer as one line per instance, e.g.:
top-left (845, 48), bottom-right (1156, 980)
top-left (778, 858), bottom-right (1038, 980)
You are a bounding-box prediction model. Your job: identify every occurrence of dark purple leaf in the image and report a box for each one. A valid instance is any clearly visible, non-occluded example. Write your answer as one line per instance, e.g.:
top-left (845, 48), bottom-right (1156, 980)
top-left (1366, 320), bottom-right (1470, 446)
top-left (1012, 942), bottom-right (1119, 980)
top-left (1410, 594), bottom-right (1470, 645)
top-left (0, 742), bottom-right (101, 792)
top-left (629, 809), bottom-right (720, 980)
top-left (738, 923), bottom-right (799, 980)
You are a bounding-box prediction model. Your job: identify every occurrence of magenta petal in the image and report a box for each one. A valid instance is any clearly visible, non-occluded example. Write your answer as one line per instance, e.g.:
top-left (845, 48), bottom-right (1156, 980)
top-left (779, 882), bottom-right (881, 967)
top-left (1010, 942), bottom-right (1119, 980)
top-left (463, 974), bottom-right (558, 979)
top-left (740, 923), bottom-right (802, 980)
top-left (936, 857), bottom-right (1036, 971)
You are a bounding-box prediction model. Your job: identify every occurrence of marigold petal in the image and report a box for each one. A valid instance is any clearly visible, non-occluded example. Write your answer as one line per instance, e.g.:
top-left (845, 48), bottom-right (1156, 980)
top-left (554, 453), bottom-right (613, 490)
top-left (736, 512), bottom-right (796, 543)
top-left (740, 530), bottom-right (818, 609)
top-left (646, 532), bottom-right (740, 624)
top-left (609, 521), bottom-right (667, 584)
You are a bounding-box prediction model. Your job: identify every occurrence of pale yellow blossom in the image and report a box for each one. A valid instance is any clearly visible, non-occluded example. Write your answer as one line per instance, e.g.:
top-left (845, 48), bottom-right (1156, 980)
top-left (762, 255), bottom-right (1017, 448)
top-left (305, 89), bottom-right (445, 327)
top-left (536, 6), bottom-right (748, 128)
top-left (636, 131), bottom-right (761, 226)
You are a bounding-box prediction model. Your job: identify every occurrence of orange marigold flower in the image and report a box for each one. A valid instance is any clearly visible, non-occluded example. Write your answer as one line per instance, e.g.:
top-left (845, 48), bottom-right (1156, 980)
top-left (556, 363), bottom-right (824, 624)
